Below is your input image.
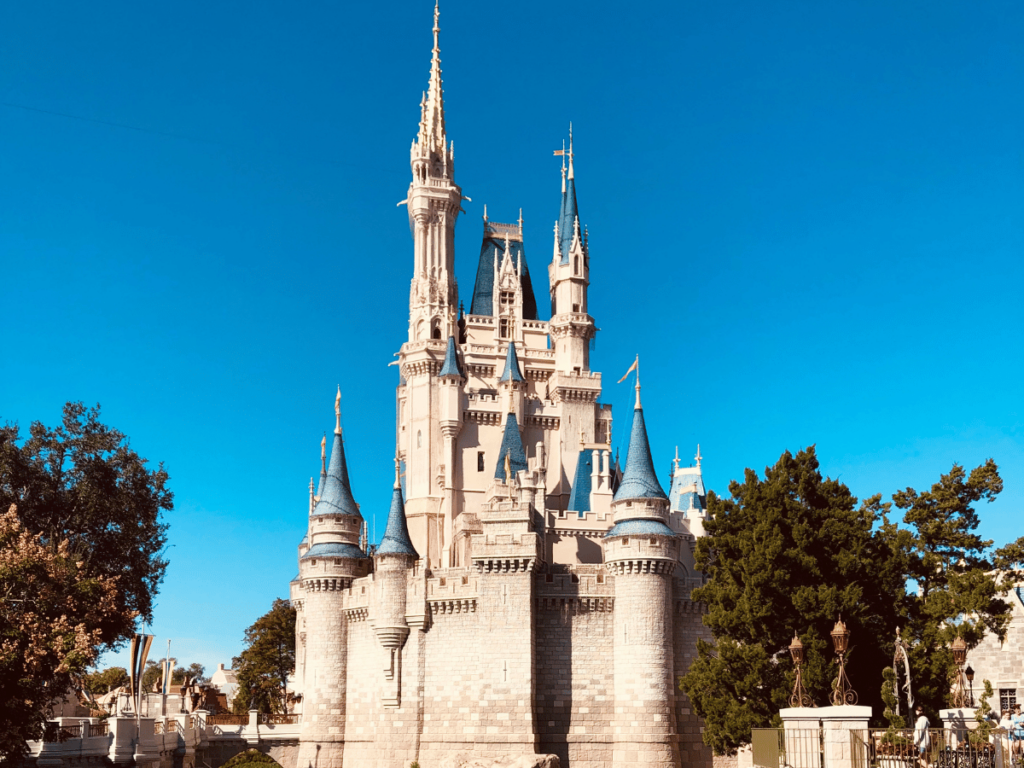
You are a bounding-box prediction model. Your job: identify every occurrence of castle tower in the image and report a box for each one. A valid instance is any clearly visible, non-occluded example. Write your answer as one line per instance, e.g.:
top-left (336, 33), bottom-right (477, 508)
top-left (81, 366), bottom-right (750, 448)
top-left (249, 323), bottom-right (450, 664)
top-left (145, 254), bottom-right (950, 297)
top-left (373, 462), bottom-right (419, 713)
top-left (406, 0), bottom-right (462, 344)
top-left (548, 130), bottom-right (594, 375)
top-left (603, 378), bottom-right (682, 768)
top-left (398, 2), bottom-right (466, 568)
top-left (296, 391), bottom-right (369, 768)
top-left (436, 335), bottom-right (464, 568)
top-left (546, 141), bottom-right (604, 506)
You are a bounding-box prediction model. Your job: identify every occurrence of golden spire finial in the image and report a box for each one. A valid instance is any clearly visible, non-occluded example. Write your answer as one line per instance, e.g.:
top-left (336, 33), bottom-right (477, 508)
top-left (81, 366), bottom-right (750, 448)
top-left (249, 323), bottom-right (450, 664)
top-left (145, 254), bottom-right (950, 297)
top-left (568, 122), bottom-right (575, 180)
top-left (394, 451), bottom-right (402, 489)
top-left (695, 444), bottom-right (703, 468)
top-left (674, 446), bottom-right (680, 473)
top-left (334, 387), bottom-right (342, 434)
top-left (320, 433), bottom-right (327, 472)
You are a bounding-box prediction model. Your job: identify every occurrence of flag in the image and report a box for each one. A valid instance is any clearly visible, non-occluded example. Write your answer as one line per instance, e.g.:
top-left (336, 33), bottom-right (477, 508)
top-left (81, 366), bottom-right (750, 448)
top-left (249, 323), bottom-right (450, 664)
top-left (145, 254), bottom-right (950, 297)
top-left (128, 633), bottom-right (153, 713)
top-left (504, 453), bottom-right (511, 485)
top-left (162, 659), bottom-right (175, 695)
top-left (617, 357), bottom-right (638, 384)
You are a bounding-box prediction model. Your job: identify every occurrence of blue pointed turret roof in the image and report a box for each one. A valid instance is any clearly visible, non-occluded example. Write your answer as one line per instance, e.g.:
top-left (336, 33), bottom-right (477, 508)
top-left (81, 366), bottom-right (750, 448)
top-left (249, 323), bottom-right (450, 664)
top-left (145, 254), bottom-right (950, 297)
top-left (494, 412), bottom-right (528, 480)
top-left (612, 404), bottom-right (667, 502)
top-left (567, 448), bottom-right (593, 514)
top-left (313, 430), bottom-right (361, 517)
top-left (559, 172), bottom-right (579, 264)
top-left (469, 220), bottom-right (539, 320)
top-left (499, 342), bottom-right (524, 383)
top-left (377, 483), bottom-right (418, 557)
top-left (438, 335), bottom-right (463, 377)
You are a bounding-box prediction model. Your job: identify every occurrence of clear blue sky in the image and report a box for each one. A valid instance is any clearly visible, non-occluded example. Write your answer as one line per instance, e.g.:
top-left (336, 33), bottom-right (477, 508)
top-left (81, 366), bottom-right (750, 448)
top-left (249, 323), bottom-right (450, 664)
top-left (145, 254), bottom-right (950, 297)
top-left (1, 0), bottom-right (1021, 673)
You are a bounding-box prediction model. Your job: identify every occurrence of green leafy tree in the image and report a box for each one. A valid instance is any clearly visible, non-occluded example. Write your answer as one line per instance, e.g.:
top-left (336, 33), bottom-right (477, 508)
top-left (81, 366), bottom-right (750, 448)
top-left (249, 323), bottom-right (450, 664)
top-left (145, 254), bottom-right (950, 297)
top-left (232, 599), bottom-right (296, 714)
top-left (894, 460), bottom-right (1011, 716)
top-left (173, 662), bottom-right (207, 686)
top-left (0, 505), bottom-right (121, 762)
top-left (681, 447), bottom-right (906, 754)
top-left (81, 666), bottom-right (130, 697)
top-left (0, 402), bottom-right (173, 647)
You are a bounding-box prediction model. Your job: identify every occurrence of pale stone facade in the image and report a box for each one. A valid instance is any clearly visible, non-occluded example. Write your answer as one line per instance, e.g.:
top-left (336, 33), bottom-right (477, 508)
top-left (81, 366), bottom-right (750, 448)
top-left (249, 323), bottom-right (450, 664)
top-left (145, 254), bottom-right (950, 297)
top-left (288, 7), bottom-right (712, 768)
top-left (963, 585), bottom-right (1024, 712)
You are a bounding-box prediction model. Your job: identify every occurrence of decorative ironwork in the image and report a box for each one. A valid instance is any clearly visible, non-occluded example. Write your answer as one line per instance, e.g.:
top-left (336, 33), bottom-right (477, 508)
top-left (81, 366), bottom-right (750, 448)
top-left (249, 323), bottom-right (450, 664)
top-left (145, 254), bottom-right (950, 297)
top-left (949, 636), bottom-right (970, 709)
top-left (830, 616), bottom-right (858, 706)
top-left (789, 632), bottom-right (813, 707)
top-left (893, 627), bottom-right (914, 717)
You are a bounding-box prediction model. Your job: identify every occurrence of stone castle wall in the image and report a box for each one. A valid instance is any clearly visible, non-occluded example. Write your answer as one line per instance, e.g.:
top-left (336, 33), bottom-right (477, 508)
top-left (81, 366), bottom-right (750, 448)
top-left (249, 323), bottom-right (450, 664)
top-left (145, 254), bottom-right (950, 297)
top-left (299, 564), bottom-right (712, 768)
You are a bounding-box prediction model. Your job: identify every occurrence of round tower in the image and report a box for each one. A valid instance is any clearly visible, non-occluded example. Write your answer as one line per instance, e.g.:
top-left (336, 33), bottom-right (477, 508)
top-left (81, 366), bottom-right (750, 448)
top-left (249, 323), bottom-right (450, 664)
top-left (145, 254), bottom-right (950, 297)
top-left (296, 390), bottom-right (369, 768)
top-left (603, 378), bottom-right (682, 768)
top-left (374, 461), bottom-right (419, 690)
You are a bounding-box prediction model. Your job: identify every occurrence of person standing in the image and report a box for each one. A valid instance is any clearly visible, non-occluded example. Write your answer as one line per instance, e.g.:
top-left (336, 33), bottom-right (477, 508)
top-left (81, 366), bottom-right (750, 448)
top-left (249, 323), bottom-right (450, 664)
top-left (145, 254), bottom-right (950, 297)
top-left (1012, 704), bottom-right (1024, 764)
top-left (914, 706), bottom-right (932, 768)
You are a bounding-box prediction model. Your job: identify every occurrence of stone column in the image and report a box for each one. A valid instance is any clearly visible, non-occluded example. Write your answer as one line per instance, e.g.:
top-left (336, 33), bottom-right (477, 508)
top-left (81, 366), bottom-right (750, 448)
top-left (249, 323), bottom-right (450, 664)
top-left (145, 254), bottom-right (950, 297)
top-left (780, 705), bottom-right (872, 768)
top-left (611, 564), bottom-right (679, 768)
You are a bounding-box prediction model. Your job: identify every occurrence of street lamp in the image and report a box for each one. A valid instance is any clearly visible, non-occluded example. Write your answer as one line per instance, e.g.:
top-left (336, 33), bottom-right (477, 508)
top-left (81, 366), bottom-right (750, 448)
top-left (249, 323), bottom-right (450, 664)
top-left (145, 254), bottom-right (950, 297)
top-left (789, 633), bottom-right (812, 707)
top-left (949, 637), bottom-right (970, 709)
top-left (830, 617), bottom-right (858, 706)
top-left (965, 664), bottom-right (975, 708)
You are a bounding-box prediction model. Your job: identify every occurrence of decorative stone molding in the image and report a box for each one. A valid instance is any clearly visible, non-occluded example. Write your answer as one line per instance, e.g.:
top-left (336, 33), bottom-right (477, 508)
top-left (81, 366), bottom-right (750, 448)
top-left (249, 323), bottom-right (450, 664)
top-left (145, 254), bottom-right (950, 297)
top-left (303, 577), bottom-right (353, 592)
top-left (473, 557), bottom-right (537, 573)
top-left (465, 410), bottom-right (501, 426)
top-left (526, 415), bottom-right (560, 430)
top-left (345, 606), bottom-right (369, 621)
top-left (536, 596), bottom-right (614, 612)
top-left (605, 559), bottom-right (676, 576)
top-left (428, 597), bottom-right (477, 614)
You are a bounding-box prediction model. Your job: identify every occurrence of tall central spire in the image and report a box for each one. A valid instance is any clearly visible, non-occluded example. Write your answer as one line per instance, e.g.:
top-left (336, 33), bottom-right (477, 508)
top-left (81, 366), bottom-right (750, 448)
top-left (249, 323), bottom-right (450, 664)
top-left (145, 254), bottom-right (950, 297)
top-left (420, 0), bottom-right (446, 152)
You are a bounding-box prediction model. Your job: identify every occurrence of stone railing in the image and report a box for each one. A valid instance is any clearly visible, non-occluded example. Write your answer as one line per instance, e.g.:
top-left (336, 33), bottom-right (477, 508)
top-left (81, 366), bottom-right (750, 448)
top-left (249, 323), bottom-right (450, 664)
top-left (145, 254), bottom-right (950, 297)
top-left (26, 710), bottom-right (302, 765)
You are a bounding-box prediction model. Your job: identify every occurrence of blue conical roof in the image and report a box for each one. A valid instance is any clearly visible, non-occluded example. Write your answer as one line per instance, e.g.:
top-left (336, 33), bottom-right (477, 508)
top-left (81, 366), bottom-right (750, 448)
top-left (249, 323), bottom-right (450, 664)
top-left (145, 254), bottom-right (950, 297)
top-left (377, 484), bottom-right (418, 557)
top-left (499, 342), bottom-right (524, 383)
top-left (567, 448), bottom-right (593, 513)
top-left (612, 406), bottom-right (667, 501)
top-left (559, 174), bottom-right (579, 264)
top-left (313, 430), bottom-right (361, 517)
top-left (494, 413), bottom-right (528, 480)
top-left (438, 335), bottom-right (463, 377)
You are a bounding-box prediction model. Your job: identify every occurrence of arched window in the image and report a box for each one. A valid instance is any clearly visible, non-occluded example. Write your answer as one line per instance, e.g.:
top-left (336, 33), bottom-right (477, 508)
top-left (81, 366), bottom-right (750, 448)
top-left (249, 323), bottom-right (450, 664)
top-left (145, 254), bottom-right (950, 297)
top-left (431, 318), bottom-right (441, 339)
top-left (574, 255), bottom-right (579, 274)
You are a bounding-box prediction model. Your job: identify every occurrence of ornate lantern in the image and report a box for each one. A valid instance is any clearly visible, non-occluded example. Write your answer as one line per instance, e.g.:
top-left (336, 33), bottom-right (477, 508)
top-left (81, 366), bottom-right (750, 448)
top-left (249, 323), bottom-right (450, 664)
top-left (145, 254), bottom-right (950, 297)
top-left (789, 633), bottom-right (811, 707)
top-left (965, 664), bottom-right (975, 707)
top-left (949, 637), bottom-right (970, 708)
top-left (830, 616), bottom-right (858, 706)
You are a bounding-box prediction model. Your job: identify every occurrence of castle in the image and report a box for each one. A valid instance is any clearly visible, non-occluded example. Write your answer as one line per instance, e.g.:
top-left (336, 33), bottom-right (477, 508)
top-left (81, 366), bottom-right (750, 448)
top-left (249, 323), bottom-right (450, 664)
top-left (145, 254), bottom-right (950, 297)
top-left (289, 6), bottom-right (712, 768)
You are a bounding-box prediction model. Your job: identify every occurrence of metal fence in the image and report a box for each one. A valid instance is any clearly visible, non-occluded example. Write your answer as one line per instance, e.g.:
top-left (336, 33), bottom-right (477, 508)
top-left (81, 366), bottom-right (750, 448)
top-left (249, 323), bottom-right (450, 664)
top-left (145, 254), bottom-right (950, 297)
top-left (259, 714), bottom-right (300, 725)
top-left (753, 728), bottom-right (824, 768)
top-left (206, 714), bottom-right (248, 725)
top-left (850, 729), bottom-right (1003, 768)
top-left (42, 723), bottom-right (82, 742)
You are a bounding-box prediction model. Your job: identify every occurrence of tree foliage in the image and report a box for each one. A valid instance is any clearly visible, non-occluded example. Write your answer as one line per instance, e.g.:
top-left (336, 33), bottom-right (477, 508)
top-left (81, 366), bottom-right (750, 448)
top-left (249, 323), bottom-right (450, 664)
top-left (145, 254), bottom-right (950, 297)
top-left (891, 459), bottom-right (1011, 716)
top-left (0, 402), bottom-right (173, 646)
top-left (682, 447), bottom-right (905, 754)
top-left (682, 448), bottom-right (1013, 755)
top-left (81, 666), bottom-right (129, 697)
top-left (0, 505), bottom-right (121, 762)
top-left (232, 599), bottom-right (296, 714)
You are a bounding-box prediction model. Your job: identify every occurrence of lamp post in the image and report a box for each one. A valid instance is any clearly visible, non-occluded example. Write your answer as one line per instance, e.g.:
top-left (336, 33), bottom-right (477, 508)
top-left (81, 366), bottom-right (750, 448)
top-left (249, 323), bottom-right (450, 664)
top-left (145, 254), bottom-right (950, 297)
top-left (830, 617), bottom-right (858, 706)
top-left (949, 636), bottom-right (970, 709)
top-left (789, 632), bottom-right (812, 707)
top-left (965, 665), bottom-right (975, 708)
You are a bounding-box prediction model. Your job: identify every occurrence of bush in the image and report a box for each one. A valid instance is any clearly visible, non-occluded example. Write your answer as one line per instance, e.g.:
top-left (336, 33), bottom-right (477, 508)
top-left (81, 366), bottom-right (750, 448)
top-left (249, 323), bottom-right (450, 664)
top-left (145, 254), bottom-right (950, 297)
top-left (221, 750), bottom-right (280, 768)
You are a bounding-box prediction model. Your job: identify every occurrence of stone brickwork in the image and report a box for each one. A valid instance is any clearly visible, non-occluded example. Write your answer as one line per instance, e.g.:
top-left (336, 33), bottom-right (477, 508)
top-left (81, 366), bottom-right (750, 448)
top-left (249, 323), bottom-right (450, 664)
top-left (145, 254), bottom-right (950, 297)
top-left (293, 560), bottom-right (712, 768)
top-left (964, 589), bottom-right (1024, 708)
